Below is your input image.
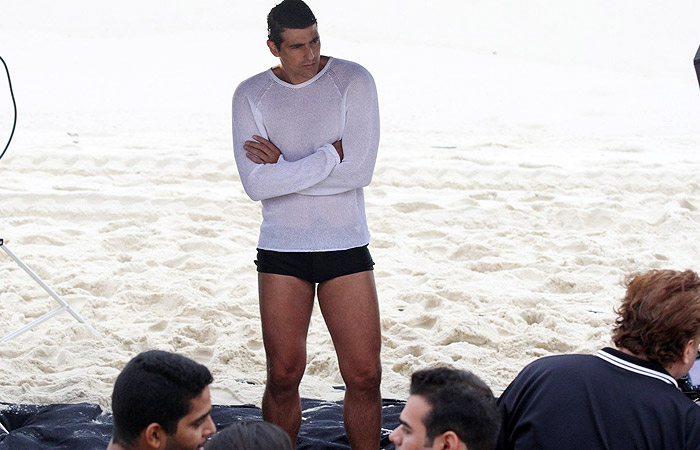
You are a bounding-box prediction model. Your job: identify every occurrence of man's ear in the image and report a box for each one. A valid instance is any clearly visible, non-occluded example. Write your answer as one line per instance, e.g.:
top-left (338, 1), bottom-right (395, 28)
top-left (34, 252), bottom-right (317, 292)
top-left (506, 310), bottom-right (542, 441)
top-left (267, 40), bottom-right (280, 57)
top-left (143, 422), bottom-right (168, 449)
top-left (438, 430), bottom-right (467, 450)
top-left (684, 339), bottom-right (698, 366)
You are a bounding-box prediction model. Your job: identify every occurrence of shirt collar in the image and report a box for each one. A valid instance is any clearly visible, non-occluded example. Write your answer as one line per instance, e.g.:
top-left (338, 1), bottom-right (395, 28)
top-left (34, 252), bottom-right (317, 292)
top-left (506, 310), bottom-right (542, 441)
top-left (596, 347), bottom-right (678, 388)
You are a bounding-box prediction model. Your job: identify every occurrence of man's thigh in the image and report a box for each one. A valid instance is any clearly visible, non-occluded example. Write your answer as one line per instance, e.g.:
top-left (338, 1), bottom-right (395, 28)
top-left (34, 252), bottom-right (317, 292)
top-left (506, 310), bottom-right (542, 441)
top-left (258, 273), bottom-right (315, 368)
top-left (317, 271), bottom-right (381, 374)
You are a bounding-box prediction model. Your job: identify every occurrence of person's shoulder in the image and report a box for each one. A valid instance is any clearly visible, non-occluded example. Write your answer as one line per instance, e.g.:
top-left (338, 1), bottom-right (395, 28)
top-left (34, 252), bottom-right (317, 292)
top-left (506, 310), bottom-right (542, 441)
top-left (328, 58), bottom-right (373, 79)
top-left (517, 353), bottom-right (597, 379)
top-left (326, 58), bottom-right (376, 94)
top-left (234, 69), bottom-right (273, 97)
top-left (330, 58), bottom-right (369, 71)
top-left (501, 354), bottom-right (599, 399)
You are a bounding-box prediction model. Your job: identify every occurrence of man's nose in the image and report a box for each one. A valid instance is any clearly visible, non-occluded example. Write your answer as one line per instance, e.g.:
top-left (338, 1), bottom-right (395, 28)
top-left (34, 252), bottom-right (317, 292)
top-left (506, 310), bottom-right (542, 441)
top-left (389, 427), bottom-right (400, 444)
top-left (204, 415), bottom-right (217, 437)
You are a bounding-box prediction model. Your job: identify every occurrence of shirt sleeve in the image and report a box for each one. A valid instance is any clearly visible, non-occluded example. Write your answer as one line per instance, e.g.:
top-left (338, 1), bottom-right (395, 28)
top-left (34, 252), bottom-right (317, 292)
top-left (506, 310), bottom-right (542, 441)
top-left (297, 67), bottom-right (379, 196)
top-left (232, 82), bottom-right (340, 202)
top-left (495, 382), bottom-right (517, 450)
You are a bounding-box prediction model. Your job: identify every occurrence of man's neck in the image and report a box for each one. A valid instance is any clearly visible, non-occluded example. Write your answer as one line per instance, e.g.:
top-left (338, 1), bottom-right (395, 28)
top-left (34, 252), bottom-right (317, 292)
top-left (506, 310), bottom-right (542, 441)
top-left (106, 439), bottom-right (134, 450)
top-left (272, 55), bottom-right (330, 84)
top-left (616, 346), bottom-right (683, 378)
top-left (618, 347), bottom-right (647, 361)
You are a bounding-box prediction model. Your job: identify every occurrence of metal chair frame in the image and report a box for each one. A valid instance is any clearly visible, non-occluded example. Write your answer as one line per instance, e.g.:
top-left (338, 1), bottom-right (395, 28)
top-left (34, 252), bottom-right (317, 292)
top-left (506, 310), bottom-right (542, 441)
top-left (0, 238), bottom-right (98, 344)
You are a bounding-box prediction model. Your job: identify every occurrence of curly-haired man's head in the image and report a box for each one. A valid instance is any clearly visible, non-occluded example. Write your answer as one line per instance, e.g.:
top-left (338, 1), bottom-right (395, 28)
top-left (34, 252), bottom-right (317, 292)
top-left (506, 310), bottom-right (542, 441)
top-left (612, 269), bottom-right (700, 375)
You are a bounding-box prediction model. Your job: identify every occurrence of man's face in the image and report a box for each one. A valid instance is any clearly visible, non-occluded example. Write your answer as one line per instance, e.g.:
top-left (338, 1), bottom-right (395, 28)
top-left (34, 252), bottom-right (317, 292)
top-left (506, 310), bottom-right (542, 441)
top-left (390, 395), bottom-right (435, 450)
top-left (268, 24), bottom-right (321, 85)
top-left (164, 386), bottom-right (216, 450)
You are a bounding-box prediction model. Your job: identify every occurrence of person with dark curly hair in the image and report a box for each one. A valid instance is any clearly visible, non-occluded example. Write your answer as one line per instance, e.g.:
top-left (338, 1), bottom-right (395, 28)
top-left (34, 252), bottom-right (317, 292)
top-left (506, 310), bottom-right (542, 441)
top-left (497, 269), bottom-right (700, 450)
top-left (107, 350), bottom-right (216, 450)
top-left (390, 367), bottom-right (500, 450)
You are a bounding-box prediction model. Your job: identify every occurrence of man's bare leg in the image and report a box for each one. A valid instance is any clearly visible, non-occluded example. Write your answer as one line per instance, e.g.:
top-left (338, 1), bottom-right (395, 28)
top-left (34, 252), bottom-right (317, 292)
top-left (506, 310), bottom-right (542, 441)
top-left (318, 271), bottom-right (382, 450)
top-left (259, 273), bottom-right (315, 445)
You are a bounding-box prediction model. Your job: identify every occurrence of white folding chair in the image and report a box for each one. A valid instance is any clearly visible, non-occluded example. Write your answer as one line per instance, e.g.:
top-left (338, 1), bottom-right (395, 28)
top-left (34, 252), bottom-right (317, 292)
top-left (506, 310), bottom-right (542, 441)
top-left (1, 238), bottom-right (98, 344)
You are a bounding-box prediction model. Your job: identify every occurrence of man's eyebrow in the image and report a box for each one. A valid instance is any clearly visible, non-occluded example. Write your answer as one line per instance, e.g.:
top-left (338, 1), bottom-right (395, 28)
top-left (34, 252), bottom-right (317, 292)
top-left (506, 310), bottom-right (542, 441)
top-left (399, 418), bottom-right (412, 431)
top-left (290, 37), bottom-right (319, 47)
top-left (289, 34), bottom-right (321, 47)
top-left (192, 408), bottom-right (212, 424)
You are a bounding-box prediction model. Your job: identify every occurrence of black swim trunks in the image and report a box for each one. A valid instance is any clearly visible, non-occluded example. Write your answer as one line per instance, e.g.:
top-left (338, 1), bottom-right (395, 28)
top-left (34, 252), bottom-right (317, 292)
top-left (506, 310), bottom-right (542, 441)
top-left (255, 245), bottom-right (375, 283)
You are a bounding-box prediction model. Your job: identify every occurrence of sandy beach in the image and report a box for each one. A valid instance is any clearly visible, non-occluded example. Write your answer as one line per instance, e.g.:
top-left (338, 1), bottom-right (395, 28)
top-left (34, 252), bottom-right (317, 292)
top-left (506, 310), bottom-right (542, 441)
top-left (1, 1), bottom-right (700, 410)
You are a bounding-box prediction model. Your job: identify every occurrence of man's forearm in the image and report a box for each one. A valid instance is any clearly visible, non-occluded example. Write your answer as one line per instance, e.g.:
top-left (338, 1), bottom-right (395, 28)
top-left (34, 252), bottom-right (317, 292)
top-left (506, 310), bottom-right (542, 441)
top-left (332, 140), bottom-right (343, 161)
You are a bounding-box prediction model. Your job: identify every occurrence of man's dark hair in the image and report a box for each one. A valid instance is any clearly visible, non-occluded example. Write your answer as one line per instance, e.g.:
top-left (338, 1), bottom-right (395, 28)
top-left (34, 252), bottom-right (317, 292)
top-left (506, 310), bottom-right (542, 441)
top-left (205, 421), bottom-right (291, 450)
top-left (111, 350), bottom-right (214, 446)
top-left (267, 0), bottom-right (317, 50)
top-left (410, 366), bottom-right (500, 450)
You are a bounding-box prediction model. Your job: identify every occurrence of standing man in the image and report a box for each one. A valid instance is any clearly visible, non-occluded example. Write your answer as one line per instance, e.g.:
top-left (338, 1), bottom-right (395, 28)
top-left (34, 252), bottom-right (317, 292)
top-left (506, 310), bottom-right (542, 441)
top-left (497, 269), bottom-right (700, 450)
top-left (107, 350), bottom-right (217, 450)
top-left (231, 0), bottom-right (381, 448)
top-left (389, 367), bottom-right (500, 450)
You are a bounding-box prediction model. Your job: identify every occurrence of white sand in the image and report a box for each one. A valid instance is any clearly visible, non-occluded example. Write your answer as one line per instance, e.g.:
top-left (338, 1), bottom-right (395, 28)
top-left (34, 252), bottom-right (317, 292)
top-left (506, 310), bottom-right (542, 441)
top-left (1, 1), bottom-right (700, 409)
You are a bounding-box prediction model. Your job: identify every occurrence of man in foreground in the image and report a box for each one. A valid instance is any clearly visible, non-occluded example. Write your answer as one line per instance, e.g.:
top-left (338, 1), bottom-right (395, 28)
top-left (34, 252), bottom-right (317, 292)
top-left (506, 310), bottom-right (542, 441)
top-left (107, 350), bottom-right (216, 450)
top-left (231, 0), bottom-right (381, 447)
top-left (497, 269), bottom-right (700, 449)
top-left (390, 367), bottom-right (500, 450)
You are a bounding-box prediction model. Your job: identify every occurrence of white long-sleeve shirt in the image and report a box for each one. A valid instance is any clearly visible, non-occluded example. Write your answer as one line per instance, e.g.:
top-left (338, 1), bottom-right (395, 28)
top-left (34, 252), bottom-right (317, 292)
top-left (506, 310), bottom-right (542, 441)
top-left (232, 57), bottom-right (380, 252)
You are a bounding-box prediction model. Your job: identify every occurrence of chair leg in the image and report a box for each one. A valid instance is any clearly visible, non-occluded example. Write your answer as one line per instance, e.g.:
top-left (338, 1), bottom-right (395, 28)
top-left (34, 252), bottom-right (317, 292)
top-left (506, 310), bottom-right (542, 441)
top-left (0, 239), bottom-right (98, 344)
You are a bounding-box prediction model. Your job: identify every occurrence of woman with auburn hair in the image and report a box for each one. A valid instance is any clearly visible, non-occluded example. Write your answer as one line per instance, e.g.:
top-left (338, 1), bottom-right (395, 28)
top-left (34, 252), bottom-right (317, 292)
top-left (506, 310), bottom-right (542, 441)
top-left (497, 269), bottom-right (700, 450)
top-left (612, 269), bottom-right (700, 367)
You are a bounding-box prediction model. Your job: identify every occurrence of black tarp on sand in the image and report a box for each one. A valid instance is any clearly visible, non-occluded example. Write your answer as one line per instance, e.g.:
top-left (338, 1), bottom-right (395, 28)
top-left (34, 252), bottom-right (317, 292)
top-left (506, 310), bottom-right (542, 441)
top-left (0, 399), bottom-right (403, 449)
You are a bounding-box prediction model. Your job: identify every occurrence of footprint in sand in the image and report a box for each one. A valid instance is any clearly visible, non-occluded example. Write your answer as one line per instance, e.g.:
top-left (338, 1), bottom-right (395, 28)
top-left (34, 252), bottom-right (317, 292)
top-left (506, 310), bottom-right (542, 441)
top-left (406, 313), bottom-right (438, 330)
top-left (521, 309), bottom-right (545, 325)
top-left (192, 347), bottom-right (214, 364)
top-left (437, 325), bottom-right (490, 346)
top-left (247, 339), bottom-right (263, 350)
top-left (450, 243), bottom-right (493, 260)
top-left (393, 202), bottom-right (440, 213)
top-left (408, 229), bottom-right (446, 239)
top-left (679, 199), bottom-right (697, 211)
top-left (148, 319), bottom-right (168, 332)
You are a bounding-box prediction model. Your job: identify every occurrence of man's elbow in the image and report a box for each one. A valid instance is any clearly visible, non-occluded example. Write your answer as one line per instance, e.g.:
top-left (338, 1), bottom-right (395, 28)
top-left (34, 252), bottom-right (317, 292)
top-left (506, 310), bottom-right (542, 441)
top-left (243, 183), bottom-right (266, 202)
top-left (359, 172), bottom-right (373, 187)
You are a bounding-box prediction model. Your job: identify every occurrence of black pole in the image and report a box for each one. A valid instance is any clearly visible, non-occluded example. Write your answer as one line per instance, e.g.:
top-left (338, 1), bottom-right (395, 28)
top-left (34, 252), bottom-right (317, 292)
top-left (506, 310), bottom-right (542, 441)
top-left (0, 55), bottom-right (18, 162)
top-left (694, 45), bottom-right (700, 90)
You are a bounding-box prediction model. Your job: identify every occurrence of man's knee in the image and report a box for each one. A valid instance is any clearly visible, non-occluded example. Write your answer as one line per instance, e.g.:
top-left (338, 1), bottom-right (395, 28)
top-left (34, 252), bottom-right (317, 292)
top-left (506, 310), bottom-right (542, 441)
top-left (344, 362), bottom-right (382, 392)
top-left (267, 360), bottom-right (306, 391)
